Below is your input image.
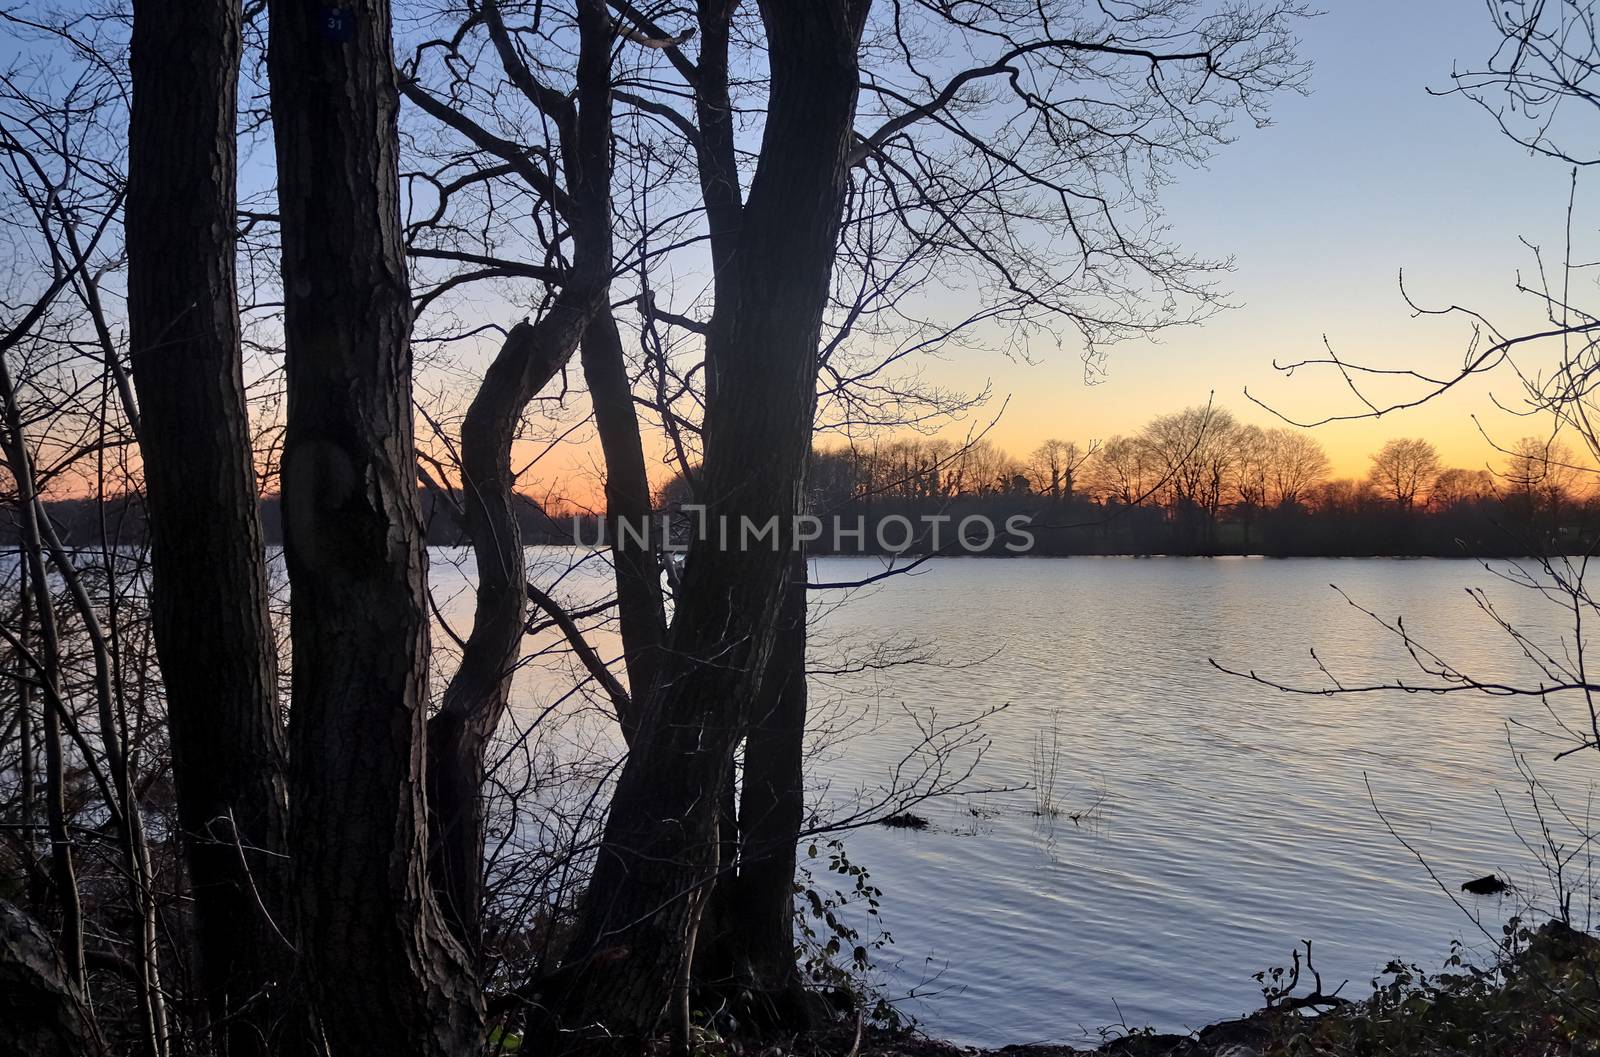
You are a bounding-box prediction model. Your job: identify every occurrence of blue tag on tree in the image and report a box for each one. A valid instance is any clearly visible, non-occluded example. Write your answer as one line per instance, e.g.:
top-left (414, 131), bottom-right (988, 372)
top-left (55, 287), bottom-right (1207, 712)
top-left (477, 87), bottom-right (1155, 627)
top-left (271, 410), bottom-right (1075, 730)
top-left (319, 6), bottom-right (355, 42)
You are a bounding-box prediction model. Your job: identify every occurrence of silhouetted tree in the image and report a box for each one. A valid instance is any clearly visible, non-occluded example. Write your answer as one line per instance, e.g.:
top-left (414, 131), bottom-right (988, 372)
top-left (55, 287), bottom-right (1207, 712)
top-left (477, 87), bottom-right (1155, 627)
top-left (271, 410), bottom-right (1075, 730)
top-left (267, 0), bottom-right (482, 1050)
top-left (1501, 436), bottom-right (1578, 519)
top-left (0, 0), bottom-right (1313, 1051)
top-left (1087, 434), bottom-right (1158, 506)
top-left (125, 3), bottom-right (289, 1051)
top-left (1262, 428), bottom-right (1331, 506)
top-left (1430, 467), bottom-right (1494, 509)
top-left (1028, 439), bottom-right (1097, 500)
top-left (1367, 437), bottom-right (1440, 509)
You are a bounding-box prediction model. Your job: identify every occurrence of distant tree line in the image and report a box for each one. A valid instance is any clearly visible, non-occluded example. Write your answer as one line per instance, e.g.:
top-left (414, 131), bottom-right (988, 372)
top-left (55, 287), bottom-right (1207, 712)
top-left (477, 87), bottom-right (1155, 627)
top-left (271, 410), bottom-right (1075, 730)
top-left (5, 491), bottom-right (577, 550)
top-left (25, 406), bottom-right (1592, 559)
top-left (719, 407), bottom-right (1596, 557)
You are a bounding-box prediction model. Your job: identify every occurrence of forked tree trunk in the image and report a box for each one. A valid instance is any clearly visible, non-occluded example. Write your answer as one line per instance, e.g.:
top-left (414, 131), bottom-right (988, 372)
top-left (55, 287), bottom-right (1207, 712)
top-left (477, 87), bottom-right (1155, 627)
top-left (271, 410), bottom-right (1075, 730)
top-left (543, 3), bottom-right (869, 1045)
top-left (684, 3), bottom-right (812, 1019)
top-left (125, 3), bottom-right (291, 1052)
top-left (266, 1), bottom-right (480, 1052)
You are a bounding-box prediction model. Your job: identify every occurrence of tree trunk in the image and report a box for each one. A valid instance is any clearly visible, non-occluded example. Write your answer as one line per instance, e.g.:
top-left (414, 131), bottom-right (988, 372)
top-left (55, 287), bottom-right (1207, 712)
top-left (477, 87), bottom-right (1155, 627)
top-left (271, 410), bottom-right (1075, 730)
top-left (424, 0), bottom-right (616, 964)
top-left (125, 3), bottom-right (290, 1052)
top-left (730, 551), bottom-right (810, 1024)
top-left (696, 549), bottom-right (811, 1031)
top-left (266, 0), bottom-right (481, 1052)
top-left (0, 900), bottom-right (105, 1057)
top-left (426, 315), bottom-right (597, 957)
top-left (542, 3), bottom-right (868, 1045)
top-left (691, 0), bottom-right (743, 406)
top-left (0, 350), bottom-right (85, 1003)
top-left (579, 307), bottom-right (666, 723)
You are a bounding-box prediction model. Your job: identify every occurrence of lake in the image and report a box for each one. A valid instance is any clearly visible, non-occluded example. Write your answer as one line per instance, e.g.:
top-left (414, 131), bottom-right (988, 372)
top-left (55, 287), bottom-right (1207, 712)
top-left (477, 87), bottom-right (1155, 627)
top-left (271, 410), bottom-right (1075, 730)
top-left (439, 551), bottom-right (1600, 1047)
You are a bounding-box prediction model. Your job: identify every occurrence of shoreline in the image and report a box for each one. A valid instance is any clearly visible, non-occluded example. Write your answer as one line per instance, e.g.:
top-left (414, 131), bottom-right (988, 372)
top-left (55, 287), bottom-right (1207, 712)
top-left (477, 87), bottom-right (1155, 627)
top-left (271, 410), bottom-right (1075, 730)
top-left (848, 921), bottom-right (1600, 1057)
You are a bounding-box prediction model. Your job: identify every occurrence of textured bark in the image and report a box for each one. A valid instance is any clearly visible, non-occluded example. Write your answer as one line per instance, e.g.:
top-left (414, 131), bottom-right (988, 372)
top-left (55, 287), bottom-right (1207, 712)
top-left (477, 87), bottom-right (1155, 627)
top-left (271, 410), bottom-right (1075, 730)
top-left (544, 2), bottom-right (869, 1045)
top-left (125, 4), bottom-right (290, 1052)
top-left (579, 306), bottom-right (666, 724)
top-left (266, 1), bottom-right (481, 1053)
top-left (0, 900), bottom-right (105, 1057)
top-left (424, 0), bottom-right (616, 964)
top-left (694, 552), bottom-right (809, 1031)
top-left (685, 2), bottom-right (804, 1015)
top-left (729, 552), bottom-right (811, 1024)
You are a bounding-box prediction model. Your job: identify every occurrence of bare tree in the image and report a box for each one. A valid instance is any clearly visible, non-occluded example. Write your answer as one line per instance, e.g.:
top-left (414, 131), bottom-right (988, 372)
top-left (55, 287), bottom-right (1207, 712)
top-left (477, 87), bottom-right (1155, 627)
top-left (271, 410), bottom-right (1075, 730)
top-left (1263, 428), bottom-right (1330, 507)
top-left (1027, 438), bottom-right (1097, 501)
top-left (401, 0), bottom-right (1307, 1038)
top-left (0, 0), bottom-right (1311, 1050)
top-left (538, 6), bottom-right (876, 1043)
top-left (0, 28), bottom-right (176, 1056)
top-left (266, 0), bottom-right (481, 1050)
top-left (1367, 437), bottom-right (1441, 509)
top-left (1140, 405), bottom-right (1241, 546)
top-left (1430, 467), bottom-right (1494, 509)
top-left (1086, 434), bottom-right (1157, 506)
top-left (125, 4), bottom-right (289, 1052)
top-left (1501, 435), bottom-right (1579, 512)
top-left (416, 0), bottom-right (622, 967)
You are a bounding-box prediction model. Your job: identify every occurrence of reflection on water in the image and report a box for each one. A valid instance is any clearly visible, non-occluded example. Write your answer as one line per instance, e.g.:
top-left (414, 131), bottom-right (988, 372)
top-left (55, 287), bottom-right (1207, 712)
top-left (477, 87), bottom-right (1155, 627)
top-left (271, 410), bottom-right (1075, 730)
top-left (806, 556), bottom-right (1596, 1045)
top-left (436, 551), bottom-right (1599, 1047)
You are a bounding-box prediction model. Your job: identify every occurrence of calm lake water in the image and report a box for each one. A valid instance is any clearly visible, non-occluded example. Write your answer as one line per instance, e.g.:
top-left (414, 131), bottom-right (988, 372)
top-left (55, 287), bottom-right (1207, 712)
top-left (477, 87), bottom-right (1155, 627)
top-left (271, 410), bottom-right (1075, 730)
top-left (440, 552), bottom-right (1600, 1047)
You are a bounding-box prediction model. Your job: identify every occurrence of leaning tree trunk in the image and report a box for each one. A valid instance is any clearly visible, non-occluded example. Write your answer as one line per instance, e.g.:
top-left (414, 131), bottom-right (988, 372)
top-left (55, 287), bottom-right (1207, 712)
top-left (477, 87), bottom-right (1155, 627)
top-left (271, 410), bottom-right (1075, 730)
top-left (125, 3), bottom-right (290, 1052)
top-left (265, 1), bottom-right (480, 1053)
top-left (543, 3), bottom-right (870, 1046)
top-left (425, 0), bottom-right (616, 964)
top-left (426, 313), bottom-right (600, 957)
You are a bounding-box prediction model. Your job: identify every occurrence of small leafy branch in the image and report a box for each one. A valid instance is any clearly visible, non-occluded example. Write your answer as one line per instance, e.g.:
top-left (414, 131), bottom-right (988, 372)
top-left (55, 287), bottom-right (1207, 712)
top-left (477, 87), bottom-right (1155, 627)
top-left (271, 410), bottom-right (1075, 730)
top-left (1255, 939), bottom-right (1351, 1013)
top-left (796, 839), bottom-right (900, 1027)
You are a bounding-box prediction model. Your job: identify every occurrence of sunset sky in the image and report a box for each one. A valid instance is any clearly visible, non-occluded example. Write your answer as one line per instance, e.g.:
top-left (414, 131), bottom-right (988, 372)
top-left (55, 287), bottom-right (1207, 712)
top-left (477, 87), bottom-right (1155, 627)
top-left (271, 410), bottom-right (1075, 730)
top-left (518, 0), bottom-right (1593, 511)
top-left (517, 0), bottom-right (1594, 507)
top-left (152, 0), bottom-right (1597, 509)
top-left (4, 3), bottom-right (1591, 505)
top-left (938, 0), bottom-right (1589, 479)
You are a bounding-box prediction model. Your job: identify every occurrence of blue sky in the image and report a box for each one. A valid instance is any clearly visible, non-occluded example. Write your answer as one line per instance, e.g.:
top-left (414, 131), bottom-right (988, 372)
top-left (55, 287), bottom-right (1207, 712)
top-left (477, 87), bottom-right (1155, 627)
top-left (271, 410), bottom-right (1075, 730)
top-left (8, 0), bottom-right (1580, 494)
top-left (961, 0), bottom-right (1594, 476)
